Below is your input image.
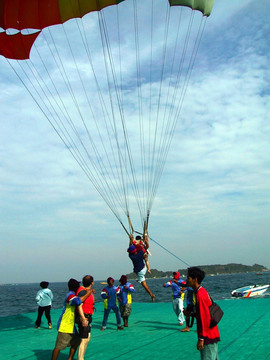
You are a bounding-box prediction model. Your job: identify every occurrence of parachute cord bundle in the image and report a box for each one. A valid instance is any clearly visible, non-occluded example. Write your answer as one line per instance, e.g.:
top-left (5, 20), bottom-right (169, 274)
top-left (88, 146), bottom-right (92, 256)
top-left (2, 0), bottom-right (213, 233)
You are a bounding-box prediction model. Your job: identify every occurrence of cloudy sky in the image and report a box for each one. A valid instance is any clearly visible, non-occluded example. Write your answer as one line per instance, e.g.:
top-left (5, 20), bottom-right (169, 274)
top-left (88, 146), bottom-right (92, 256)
top-left (0, 0), bottom-right (269, 284)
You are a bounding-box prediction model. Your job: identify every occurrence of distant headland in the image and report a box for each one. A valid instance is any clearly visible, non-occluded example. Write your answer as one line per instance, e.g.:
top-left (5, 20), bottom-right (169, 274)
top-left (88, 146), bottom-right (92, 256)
top-left (126, 263), bottom-right (269, 279)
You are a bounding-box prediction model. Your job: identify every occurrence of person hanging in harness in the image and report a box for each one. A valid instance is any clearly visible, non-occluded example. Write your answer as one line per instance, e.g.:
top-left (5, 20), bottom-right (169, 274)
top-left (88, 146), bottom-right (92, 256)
top-left (130, 233), bottom-right (151, 274)
top-left (127, 233), bottom-right (155, 302)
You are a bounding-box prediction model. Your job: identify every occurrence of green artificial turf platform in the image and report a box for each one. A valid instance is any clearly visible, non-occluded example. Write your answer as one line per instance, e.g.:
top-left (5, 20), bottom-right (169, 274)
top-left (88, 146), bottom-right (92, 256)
top-left (1, 298), bottom-right (270, 359)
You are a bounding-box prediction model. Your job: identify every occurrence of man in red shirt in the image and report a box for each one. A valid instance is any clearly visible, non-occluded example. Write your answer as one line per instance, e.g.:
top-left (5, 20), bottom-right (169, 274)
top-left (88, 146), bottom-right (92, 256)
top-left (187, 267), bottom-right (220, 360)
top-left (76, 275), bottom-right (95, 360)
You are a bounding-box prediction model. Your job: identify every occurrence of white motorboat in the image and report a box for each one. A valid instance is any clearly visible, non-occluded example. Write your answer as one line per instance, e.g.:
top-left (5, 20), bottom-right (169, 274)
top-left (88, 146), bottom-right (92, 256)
top-left (231, 284), bottom-right (269, 298)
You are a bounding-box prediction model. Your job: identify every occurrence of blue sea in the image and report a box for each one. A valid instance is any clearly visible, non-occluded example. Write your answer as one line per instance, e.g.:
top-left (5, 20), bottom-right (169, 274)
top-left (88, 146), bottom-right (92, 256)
top-left (1, 272), bottom-right (269, 317)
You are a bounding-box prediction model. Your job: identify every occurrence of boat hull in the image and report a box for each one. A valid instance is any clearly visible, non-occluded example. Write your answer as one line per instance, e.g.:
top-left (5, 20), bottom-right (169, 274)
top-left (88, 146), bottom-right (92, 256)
top-left (232, 284), bottom-right (269, 298)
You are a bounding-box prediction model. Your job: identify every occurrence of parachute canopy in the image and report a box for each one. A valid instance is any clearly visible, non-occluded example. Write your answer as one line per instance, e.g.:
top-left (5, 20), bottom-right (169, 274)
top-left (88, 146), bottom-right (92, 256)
top-left (0, 0), bottom-right (214, 59)
top-left (0, 0), bottom-right (215, 233)
top-left (0, 0), bottom-right (125, 31)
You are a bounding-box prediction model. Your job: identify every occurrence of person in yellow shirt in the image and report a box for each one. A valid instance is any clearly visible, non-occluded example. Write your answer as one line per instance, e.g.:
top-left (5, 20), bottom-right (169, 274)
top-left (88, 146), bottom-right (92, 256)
top-left (51, 278), bottom-right (90, 360)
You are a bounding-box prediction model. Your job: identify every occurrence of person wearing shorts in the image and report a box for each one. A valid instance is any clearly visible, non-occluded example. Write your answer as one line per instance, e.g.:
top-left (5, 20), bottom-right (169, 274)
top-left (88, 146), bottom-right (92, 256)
top-left (51, 279), bottom-right (90, 360)
top-left (76, 275), bottom-right (95, 360)
top-left (132, 234), bottom-right (151, 273)
top-left (118, 275), bottom-right (135, 327)
top-left (127, 242), bottom-right (155, 301)
top-left (53, 332), bottom-right (81, 354)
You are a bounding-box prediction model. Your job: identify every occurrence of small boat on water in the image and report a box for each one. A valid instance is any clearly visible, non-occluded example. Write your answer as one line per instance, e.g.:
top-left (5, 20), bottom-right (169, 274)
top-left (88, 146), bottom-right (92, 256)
top-left (232, 284), bottom-right (270, 298)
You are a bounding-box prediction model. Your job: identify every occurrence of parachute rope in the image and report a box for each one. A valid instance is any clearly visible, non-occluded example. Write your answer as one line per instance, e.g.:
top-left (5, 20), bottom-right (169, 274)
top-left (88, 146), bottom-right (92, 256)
top-left (2, 1), bottom-right (211, 233)
top-left (6, 57), bottom-right (126, 224)
top-left (48, 22), bottom-right (132, 218)
top-left (72, 18), bottom-right (132, 215)
top-left (98, 3), bottom-right (150, 226)
top-left (147, 14), bottom-right (208, 216)
top-left (135, 231), bottom-right (190, 267)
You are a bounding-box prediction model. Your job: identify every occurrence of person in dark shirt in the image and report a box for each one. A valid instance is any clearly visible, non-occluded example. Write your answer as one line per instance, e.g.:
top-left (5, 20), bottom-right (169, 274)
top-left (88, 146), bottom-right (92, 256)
top-left (132, 234), bottom-right (151, 273)
top-left (127, 236), bottom-right (155, 302)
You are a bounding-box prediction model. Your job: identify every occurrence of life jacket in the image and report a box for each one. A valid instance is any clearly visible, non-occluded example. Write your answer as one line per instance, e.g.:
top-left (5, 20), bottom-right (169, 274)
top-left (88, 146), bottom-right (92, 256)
top-left (76, 286), bottom-right (95, 314)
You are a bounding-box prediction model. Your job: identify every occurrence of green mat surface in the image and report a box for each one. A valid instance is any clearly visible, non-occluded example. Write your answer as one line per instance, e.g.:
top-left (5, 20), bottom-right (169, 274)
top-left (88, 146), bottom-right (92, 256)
top-left (1, 298), bottom-right (270, 359)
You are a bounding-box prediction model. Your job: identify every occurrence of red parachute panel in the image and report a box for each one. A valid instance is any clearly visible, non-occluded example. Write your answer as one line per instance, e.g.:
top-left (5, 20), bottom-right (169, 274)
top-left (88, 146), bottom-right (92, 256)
top-left (0, 31), bottom-right (40, 59)
top-left (0, 0), bottom-right (125, 31)
top-left (0, 0), bottom-right (61, 30)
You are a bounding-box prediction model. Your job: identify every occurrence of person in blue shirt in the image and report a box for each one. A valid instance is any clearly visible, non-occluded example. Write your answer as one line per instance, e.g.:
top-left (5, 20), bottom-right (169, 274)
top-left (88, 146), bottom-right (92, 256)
top-left (100, 277), bottom-right (124, 331)
top-left (127, 235), bottom-right (155, 302)
top-left (163, 271), bottom-right (186, 326)
top-left (35, 281), bottom-right (53, 329)
top-left (118, 275), bottom-right (135, 327)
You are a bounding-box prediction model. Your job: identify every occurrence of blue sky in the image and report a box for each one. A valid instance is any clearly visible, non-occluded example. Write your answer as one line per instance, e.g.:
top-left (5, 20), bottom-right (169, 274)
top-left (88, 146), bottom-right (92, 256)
top-left (0, 0), bottom-right (269, 284)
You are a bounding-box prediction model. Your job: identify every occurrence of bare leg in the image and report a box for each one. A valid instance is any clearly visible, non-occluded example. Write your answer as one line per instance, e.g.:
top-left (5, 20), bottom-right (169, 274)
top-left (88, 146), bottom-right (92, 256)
top-left (181, 314), bottom-right (190, 332)
top-left (68, 345), bottom-right (78, 360)
top-left (123, 316), bottom-right (128, 327)
top-left (78, 334), bottom-right (90, 360)
top-left (141, 280), bottom-right (155, 301)
top-left (51, 348), bottom-right (60, 360)
top-left (145, 260), bottom-right (151, 274)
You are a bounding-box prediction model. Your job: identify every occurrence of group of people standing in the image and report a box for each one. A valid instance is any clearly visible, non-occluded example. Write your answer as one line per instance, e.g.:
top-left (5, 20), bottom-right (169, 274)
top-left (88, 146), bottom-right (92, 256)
top-left (34, 276), bottom-right (95, 360)
top-left (35, 273), bottom-right (136, 360)
top-left (127, 233), bottom-right (220, 360)
top-left (34, 232), bottom-right (220, 360)
top-left (100, 275), bottom-right (135, 330)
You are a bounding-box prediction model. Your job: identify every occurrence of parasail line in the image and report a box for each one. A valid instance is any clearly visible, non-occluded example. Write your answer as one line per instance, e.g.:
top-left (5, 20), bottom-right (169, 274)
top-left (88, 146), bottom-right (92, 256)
top-left (147, 9), bottom-right (195, 213)
top-left (2, 1), bottom-right (214, 236)
top-left (146, 2), bottom-right (171, 219)
top-left (97, 11), bottom-right (132, 218)
top-left (74, 10), bottom-right (151, 229)
top-left (74, 16), bottom-right (134, 216)
top-left (98, 8), bottom-right (146, 224)
top-left (45, 27), bottom-right (124, 213)
top-left (147, 0), bottom-right (154, 224)
top-left (98, 11), bottom-right (133, 219)
top-left (133, 0), bottom-right (147, 222)
top-left (5, 57), bottom-right (126, 224)
top-left (6, 33), bottom-right (132, 226)
top-left (96, 2), bottom-right (151, 226)
top-left (148, 14), bottom-right (208, 216)
top-left (148, 7), bottom-right (185, 208)
top-left (60, 23), bottom-right (126, 201)
top-left (154, 17), bottom-right (208, 207)
top-left (44, 23), bottom-right (131, 217)
top-left (134, 231), bottom-right (190, 267)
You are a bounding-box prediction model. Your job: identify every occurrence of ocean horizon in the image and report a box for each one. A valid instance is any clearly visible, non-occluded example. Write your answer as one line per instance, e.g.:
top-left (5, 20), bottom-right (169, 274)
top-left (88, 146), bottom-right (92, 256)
top-left (1, 271), bottom-right (270, 317)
